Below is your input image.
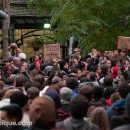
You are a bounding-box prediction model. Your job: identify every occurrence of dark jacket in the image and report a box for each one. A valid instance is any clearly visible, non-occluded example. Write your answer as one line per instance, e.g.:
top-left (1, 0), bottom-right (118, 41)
top-left (107, 99), bottom-right (125, 120)
top-left (113, 124), bottom-right (130, 130)
top-left (111, 115), bottom-right (130, 129)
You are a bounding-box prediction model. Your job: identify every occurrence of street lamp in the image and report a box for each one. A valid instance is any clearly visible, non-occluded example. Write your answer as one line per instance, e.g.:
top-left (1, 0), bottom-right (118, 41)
top-left (0, 10), bottom-right (8, 19)
top-left (44, 23), bottom-right (51, 29)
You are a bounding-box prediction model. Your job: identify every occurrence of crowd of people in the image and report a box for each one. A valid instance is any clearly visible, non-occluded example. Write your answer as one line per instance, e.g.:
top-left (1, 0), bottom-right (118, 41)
top-left (0, 46), bottom-right (130, 130)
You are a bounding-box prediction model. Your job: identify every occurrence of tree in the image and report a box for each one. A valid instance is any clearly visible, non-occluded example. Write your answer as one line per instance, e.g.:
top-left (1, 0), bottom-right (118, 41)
top-left (28, 0), bottom-right (130, 54)
top-left (2, 0), bottom-right (10, 58)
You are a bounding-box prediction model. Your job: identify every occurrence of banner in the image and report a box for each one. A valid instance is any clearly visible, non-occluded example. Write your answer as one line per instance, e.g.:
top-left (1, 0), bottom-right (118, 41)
top-left (117, 36), bottom-right (130, 50)
top-left (44, 44), bottom-right (61, 61)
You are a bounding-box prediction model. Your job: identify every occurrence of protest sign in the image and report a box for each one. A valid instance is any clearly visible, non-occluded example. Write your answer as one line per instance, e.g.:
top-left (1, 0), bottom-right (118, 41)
top-left (44, 44), bottom-right (61, 61)
top-left (117, 36), bottom-right (130, 50)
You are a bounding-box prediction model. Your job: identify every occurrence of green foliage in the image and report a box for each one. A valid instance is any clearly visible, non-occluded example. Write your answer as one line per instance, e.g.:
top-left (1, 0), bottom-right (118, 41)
top-left (27, 0), bottom-right (130, 53)
top-left (29, 35), bottom-right (55, 51)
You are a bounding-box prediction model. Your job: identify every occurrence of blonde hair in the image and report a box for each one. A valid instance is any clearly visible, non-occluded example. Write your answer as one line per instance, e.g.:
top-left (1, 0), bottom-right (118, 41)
top-left (91, 107), bottom-right (110, 130)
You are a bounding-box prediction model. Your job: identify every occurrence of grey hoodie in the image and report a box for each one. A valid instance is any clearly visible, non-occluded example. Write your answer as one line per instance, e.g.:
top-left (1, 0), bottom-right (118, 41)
top-left (56, 117), bottom-right (99, 130)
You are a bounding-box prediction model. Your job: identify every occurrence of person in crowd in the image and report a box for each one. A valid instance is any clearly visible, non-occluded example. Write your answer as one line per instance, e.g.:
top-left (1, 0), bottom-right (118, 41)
top-left (89, 72), bottom-right (99, 87)
top-left (33, 74), bottom-right (45, 88)
top-left (56, 94), bottom-right (99, 130)
top-left (3, 88), bottom-right (20, 100)
top-left (30, 61), bottom-right (42, 80)
top-left (10, 91), bottom-right (30, 127)
top-left (44, 76), bottom-right (61, 108)
top-left (124, 64), bottom-right (130, 81)
top-left (66, 77), bottom-right (78, 98)
top-left (4, 77), bottom-right (15, 89)
top-left (90, 107), bottom-right (110, 130)
top-left (99, 65), bottom-right (109, 85)
top-left (103, 75), bottom-right (117, 106)
top-left (20, 61), bottom-right (30, 81)
top-left (29, 96), bottom-right (56, 130)
top-left (73, 48), bottom-right (82, 61)
top-left (15, 75), bottom-right (27, 90)
top-left (78, 82), bottom-right (94, 102)
top-left (91, 86), bottom-right (105, 107)
top-left (111, 92), bottom-right (130, 130)
top-left (111, 59), bottom-right (119, 79)
top-left (27, 87), bottom-right (39, 100)
top-left (2, 64), bottom-right (12, 79)
top-left (0, 104), bottom-right (24, 130)
top-left (107, 83), bottom-right (130, 120)
top-left (59, 60), bottom-right (69, 74)
top-left (11, 57), bottom-right (21, 73)
top-left (57, 87), bottom-right (72, 121)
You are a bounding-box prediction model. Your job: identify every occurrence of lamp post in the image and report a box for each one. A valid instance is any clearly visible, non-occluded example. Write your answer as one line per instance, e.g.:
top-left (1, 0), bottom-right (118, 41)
top-left (0, 10), bottom-right (8, 19)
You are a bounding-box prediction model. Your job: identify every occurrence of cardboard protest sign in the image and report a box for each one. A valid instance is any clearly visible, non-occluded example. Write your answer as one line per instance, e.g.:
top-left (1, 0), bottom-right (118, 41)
top-left (44, 44), bottom-right (61, 61)
top-left (117, 36), bottom-right (130, 50)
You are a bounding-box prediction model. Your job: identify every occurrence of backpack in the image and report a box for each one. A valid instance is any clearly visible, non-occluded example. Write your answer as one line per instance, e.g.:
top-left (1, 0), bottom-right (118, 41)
top-left (56, 108), bottom-right (70, 122)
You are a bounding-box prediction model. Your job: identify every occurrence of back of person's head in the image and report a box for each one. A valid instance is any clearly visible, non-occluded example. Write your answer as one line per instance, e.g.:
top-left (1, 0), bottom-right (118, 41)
top-left (44, 65), bottom-right (53, 76)
top-left (24, 81), bottom-right (32, 91)
top-left (91, 107), bottom-right (109, 130)
top-left (118, 83), bottom-right (130, 98)
top-left (58, 70), bottom-right (66, 79)
top-left (33, 74), bottom-right (45, 86)
top-left (104, 75), bottom-right (113, 87)
top-left (103, 87), bottom-right (116, 99)
top-left (31, 81), bottom-right (42, 90)
top-left (10, 91), bottom-right (28, 108)
top-left (89, 72), bottom-right (97, 81)
top-left (93, 87), bottom-right (103, 101)
top-left (111, 58), bottom-right (117, 67)
top-left (29, 96), bottom-right (56, 129)
top-left (59, 60), bottom-right (67, 70)
top-left (60, 87), bottom-right (72, 102)
top-left (4, 77), bottom-right (14, 86)
top-left (91, 65), bottom-right (98, 72)
top-left (0, 104), bottom-right (23, 123)
top-left (78, 83), bottom-right (94, 102)
top-left (27, 87), bottom-right (39, 100)
top-left (100, 65), bottom-right (109, 76)
top-left (80, 76), bottom-right (90, 83)
top-left (51, 76), bottom-right (61, 85)
top-left (15, 75), bottom-right (26, 88)
top-left (66, 77), bottom-right (78, 90)
top-left (69, 94), bottom-right (89, 119)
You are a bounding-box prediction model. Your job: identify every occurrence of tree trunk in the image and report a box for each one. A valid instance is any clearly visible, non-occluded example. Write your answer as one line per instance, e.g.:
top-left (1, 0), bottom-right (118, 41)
top-left (2, 0), bottom-right (10, 59)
